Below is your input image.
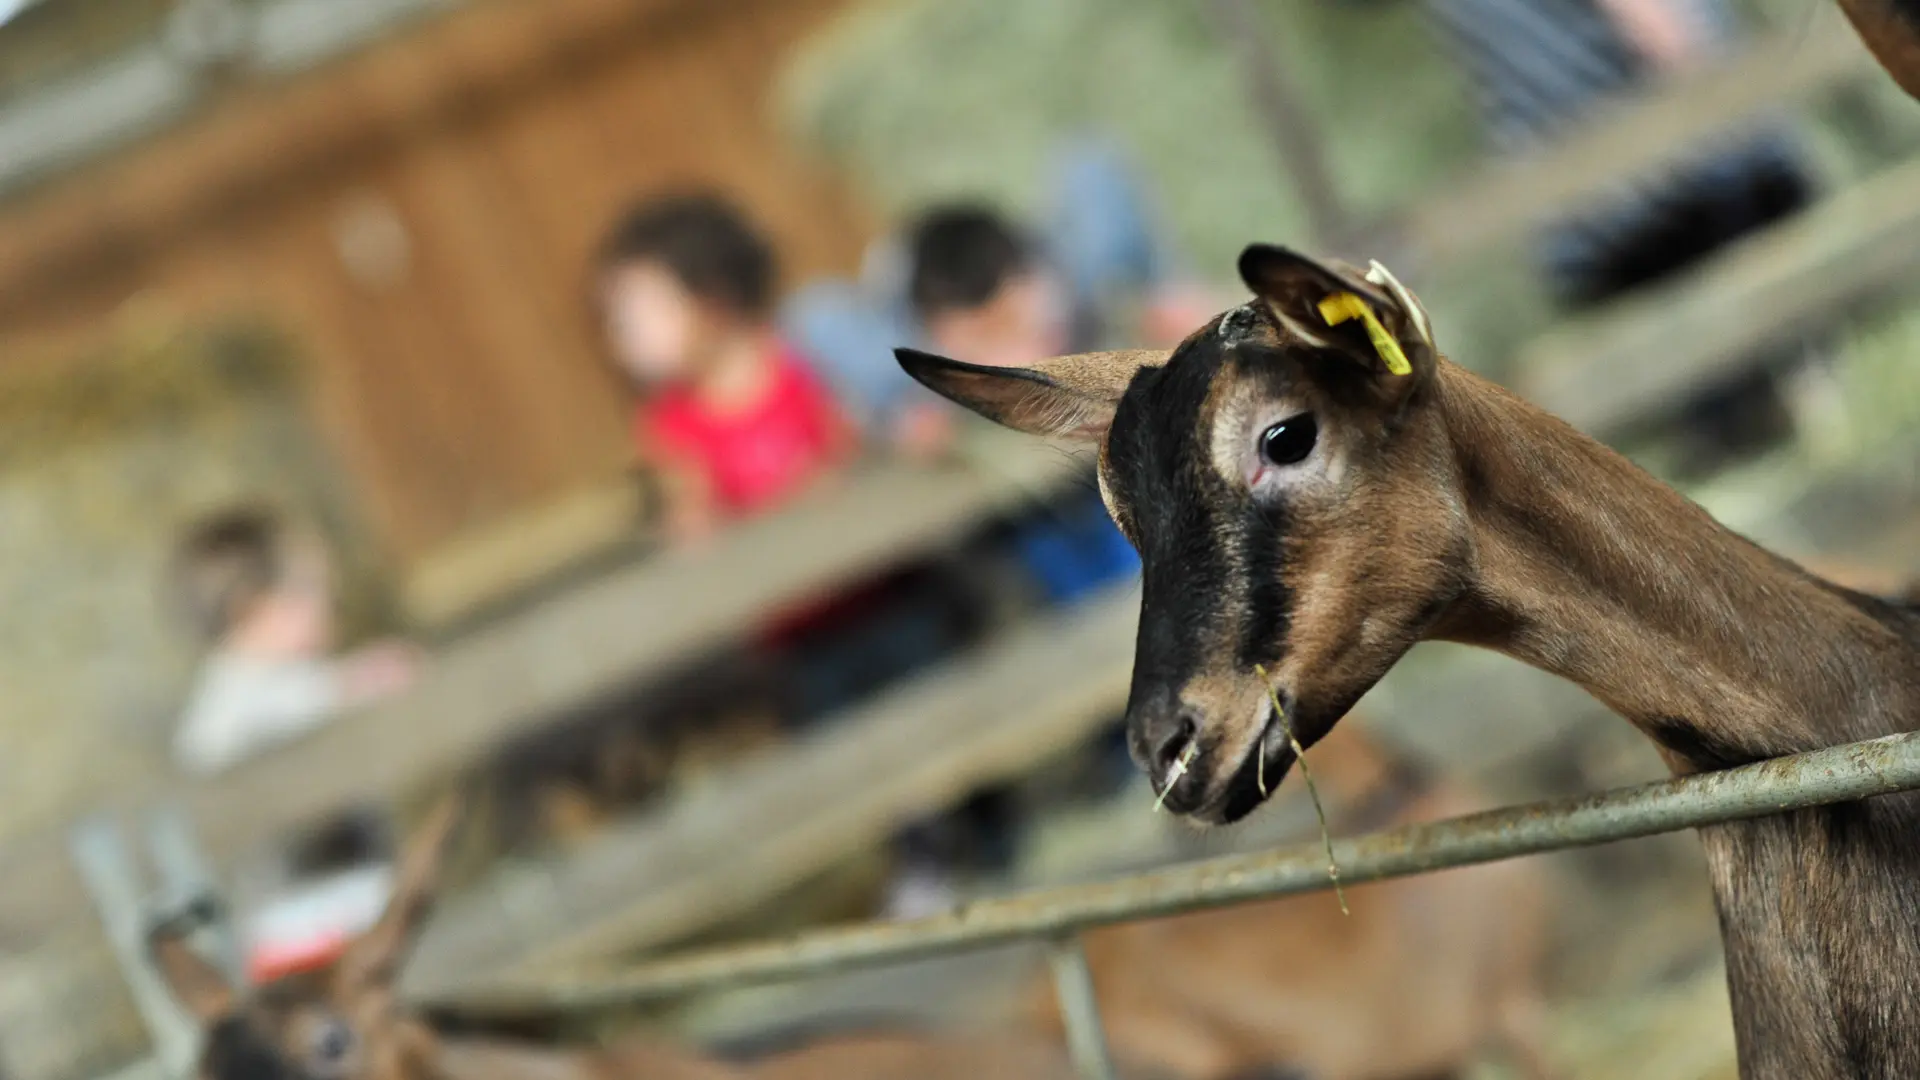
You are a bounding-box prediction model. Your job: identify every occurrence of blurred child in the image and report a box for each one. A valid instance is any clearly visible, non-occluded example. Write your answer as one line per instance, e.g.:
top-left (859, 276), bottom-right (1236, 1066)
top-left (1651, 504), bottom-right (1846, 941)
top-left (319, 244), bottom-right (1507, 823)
top-left (785, 137), bottom-right (1217, 462)
top-left (595, 192), bottom-right (991, 726)
top-left (597, 194), bottom-right (854, 543)
top-left (786, 142), bottom-right (1221, 917)
top-left (787, 139), bottom-right (1221, 609)
top-left (170, 507), bottom-right (420, 777)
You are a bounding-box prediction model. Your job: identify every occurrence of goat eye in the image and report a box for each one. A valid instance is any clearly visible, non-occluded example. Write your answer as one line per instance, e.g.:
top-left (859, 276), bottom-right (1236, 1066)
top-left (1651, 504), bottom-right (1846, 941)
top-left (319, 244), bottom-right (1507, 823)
top-left (1259, 414), bottom-right (1317, 467)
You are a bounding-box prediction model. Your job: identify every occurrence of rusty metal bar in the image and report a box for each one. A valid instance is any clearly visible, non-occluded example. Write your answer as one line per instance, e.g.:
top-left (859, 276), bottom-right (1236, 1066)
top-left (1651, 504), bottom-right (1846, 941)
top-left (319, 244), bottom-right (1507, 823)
top-left (1047, 935), bottom-right (1118, 1080)
top-left (430, 731), bottom-right (1920, 1015)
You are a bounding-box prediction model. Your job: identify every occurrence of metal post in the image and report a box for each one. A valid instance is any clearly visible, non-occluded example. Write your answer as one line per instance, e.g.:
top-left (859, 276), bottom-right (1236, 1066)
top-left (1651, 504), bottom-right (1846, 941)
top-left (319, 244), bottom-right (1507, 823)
top-left (148, 805), bottom-right (242, 987)
top-left (69, 819), bottom-right (202, 1080)
top-left (1047, 935), bottom-right (1118, 1080)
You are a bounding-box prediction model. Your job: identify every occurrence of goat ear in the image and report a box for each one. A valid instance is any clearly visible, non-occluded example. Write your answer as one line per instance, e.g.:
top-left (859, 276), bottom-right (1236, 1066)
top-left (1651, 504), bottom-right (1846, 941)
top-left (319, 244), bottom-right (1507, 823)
top-left (334, 794), bottom-right (462, 997)
top-left (149, 918), bottom-right (237, 1022)
top-left (895, 347), bottom-right (1164, 442)
top-left (1237, 244), bottom-right (1437, 393)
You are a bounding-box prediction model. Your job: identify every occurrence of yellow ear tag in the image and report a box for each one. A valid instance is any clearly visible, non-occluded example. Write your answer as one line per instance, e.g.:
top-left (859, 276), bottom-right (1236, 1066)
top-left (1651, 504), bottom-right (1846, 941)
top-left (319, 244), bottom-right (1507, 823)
top-left (1317, 292), bottom-right (1412, 376)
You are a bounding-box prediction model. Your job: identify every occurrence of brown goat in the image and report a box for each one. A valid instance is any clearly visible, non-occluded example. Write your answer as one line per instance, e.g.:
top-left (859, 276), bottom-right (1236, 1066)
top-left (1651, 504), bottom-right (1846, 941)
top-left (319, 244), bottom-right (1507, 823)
top-left (149, 795), bottom-right (1083, 1080)
top-left (900, 244), bottom-right (1920, 1079)
top-left (1025, 724), bottom-right (1555, 1080)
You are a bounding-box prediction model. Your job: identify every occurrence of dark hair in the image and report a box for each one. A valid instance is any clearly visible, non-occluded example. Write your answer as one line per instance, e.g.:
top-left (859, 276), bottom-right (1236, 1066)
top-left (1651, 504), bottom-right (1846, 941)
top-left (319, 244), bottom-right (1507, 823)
top-left (597, 194), bottom-right (777, 318)
top-left (904, 205), bottom-right (1038, 322)
top-left (170, 507), bottom-right (293, 642)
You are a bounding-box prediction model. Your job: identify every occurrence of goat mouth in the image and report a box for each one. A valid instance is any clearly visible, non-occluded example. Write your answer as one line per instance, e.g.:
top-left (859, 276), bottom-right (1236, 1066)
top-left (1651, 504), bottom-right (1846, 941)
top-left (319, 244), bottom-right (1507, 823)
top-left (1192, 706), bottom-right (1299, 825)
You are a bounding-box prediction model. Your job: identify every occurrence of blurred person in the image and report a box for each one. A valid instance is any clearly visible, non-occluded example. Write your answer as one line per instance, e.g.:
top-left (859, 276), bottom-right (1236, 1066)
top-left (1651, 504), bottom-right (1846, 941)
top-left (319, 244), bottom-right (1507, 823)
top-left (598, 194), bottom-right (855, 544)
top-left (788, 140), bottom-right (1222, 611)
top-left (594, 193), bottom-right (989, 747)
top-left (169, 507), bottom-right (420, 776)
top-left (1409, 0), bottom-right (1826, 470)
top-left (787, 143), bottom-right (1222, 918)
top-left (894, 205), bottom-right (1149, 610)
top-left (596, 197), bottom-right (1015, 925)
top-left (783, 137), bottom-right (1220, 463)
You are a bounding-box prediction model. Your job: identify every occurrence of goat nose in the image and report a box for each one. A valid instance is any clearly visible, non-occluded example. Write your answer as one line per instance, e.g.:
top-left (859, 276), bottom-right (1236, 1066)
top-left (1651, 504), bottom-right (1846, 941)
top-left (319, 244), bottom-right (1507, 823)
top-left (1141, 708), bottom-right (1199, 780)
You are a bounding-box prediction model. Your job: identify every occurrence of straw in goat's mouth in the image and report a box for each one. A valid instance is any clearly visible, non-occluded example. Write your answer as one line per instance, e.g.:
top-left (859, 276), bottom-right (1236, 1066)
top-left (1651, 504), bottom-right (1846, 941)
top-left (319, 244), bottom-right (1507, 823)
top-left (1153, 741), bottom-right (1198, 814)
top-left (1254, 664), bottom-right (1348, 916)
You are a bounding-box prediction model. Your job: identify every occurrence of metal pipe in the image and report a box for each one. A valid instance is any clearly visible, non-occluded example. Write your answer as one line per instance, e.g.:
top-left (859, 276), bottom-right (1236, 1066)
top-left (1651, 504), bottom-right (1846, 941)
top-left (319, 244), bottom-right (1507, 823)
top-left (1047, 936), bottom-right (1118, 1080)
top-left (69, 820), bottom-right (201, 1079)
top-left (430, 730), bottom-right (1920, 1015)
top-left (148, 804), bottom-right (243, 987)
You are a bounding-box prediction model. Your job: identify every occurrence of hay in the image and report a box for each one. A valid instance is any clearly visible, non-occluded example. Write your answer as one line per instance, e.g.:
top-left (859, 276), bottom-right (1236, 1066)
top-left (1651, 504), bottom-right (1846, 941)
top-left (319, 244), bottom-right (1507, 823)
top-left (1151, 742), bottom-right (1195, 814)
top-left (1256, 663), bottom-right (1345, 914)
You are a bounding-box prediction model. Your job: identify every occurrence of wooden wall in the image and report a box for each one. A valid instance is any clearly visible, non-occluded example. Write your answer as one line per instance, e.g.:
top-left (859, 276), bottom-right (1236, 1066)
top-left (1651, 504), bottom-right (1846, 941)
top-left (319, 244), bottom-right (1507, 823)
top-left (0, 0), bottom-right (869, 564)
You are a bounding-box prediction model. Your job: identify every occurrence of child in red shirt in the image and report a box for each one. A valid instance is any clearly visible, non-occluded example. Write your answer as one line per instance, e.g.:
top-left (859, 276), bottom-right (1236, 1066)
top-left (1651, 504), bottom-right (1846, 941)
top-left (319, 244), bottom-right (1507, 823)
top-left (643, 343), bottom-right (842, 517)
top-left (598, 193), bottom-right (929, 679)
top-left (598, 194), bottom-right (852, 541)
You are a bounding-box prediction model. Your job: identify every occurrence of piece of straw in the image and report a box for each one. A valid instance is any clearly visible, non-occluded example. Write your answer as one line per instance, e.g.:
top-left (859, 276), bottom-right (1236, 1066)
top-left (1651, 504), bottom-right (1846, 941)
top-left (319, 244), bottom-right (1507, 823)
top-left (1254, 664), bottom-right (1348, 915)
top-left (1257, 732), bottom-right (1268, 798)
top-left (1153, 742), bottom-right (1197, 814)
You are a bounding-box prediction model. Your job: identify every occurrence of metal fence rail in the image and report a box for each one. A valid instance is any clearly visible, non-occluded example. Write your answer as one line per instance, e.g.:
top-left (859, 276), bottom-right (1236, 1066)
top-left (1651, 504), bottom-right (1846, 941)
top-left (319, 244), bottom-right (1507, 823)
top-left (434, 730), bottom-right (1920, 1018)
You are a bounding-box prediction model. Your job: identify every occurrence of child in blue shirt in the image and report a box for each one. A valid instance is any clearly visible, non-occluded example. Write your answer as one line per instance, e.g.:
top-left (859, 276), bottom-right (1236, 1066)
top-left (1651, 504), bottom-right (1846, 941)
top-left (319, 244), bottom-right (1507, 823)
top-left (784, 136), bottom-right (1218, 608)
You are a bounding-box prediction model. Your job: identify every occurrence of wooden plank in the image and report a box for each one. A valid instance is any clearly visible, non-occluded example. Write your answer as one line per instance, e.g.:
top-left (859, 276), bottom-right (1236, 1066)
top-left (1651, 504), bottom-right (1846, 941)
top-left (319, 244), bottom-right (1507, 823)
top-left (400, 476), bottom-right (645, 629)
top-left (0, 435), bottom-right (1082, 1080)
top-left (0, 0), bottom-right (746, 320)
top-left (303, 166), bottom-right (502, 545)
top-left (431, 26), bottom-right (635, 473)
top-left (0, 547), bottom-right (1125, 1079)
top-left (186, 435), bottom-right (1087, 869)
top-left (255, 201), bottom-right (457, 556)
top-left (402, 585), bottom-right (1140, 995)
top-left (0, 430), bottom-right (1084, 945)
top-left (1389, 17), bottom-right (1875, 270)
top-left (1515, 154), bottom-right (1920, 435)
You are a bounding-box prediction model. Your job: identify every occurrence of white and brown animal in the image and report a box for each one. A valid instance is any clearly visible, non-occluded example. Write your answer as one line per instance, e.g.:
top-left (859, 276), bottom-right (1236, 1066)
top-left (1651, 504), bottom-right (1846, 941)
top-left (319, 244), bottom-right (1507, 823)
top-left (1025, 723), bottom-right (1555, 1080)
top-left (148, 796), bottom-right (1083, 1080)
top-left (899, 244), bottom-right (1920, 1079)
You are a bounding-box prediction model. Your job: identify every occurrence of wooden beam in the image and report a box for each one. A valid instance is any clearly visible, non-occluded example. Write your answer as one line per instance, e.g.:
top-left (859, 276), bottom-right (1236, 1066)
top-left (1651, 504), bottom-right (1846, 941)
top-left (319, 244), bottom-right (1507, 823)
top-left (1390, 17), bottom-right (1876, 271)
top-left (0, 433), bottom-right (1082, 1080)
top-left (0, 579), bottom-right (1134, 1079)
top-left (0, 0), bottom-right (702, 318)
top-left (1515, 153), bottom-right (1920, 435)
top-left (0, 430), bottom-right (1081, 947)
top-left (403, 586), bottom-right (1139, 993)
top-left (399, 476), bottom-right (648, 630)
